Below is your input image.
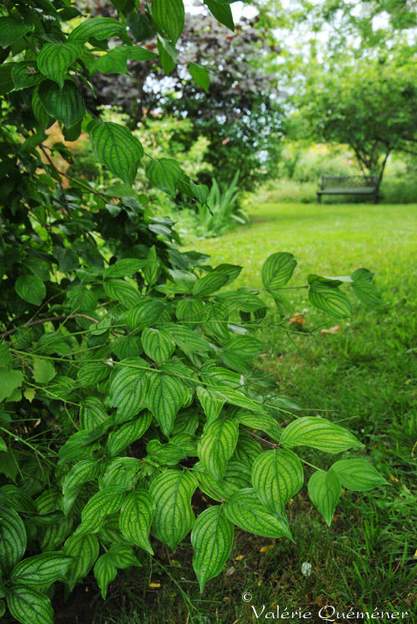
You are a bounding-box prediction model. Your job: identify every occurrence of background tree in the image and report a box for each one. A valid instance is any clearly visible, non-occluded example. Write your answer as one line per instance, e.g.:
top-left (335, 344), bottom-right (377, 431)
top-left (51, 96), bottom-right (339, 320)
top-left (295, 54), bottom-right (417, 189)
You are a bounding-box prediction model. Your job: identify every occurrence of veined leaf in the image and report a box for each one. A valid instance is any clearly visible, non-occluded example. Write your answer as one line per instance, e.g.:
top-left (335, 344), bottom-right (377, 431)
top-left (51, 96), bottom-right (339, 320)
top-left (142, 327), bottom-right (175, 365)
top-left (78, 487), bottom-right (125, 533)
top-left (77, 360), bottom-right (110, 387)
top-left (281, 417), bottom-right (363, 454)
top-left (125, 299), bottom-right (167, 329)
top-left (196, 386), bottom-right (225, 423)
top-left (237, 410), bottom-right (281, 442)
top-left (64, 533), bottom-right (99, 590)
top-left (104, 279), bottom-right (143, 308)
top-left (198, 419), bottom-right (239, 480)
top-left (330, 458), bottom-right (388, 492)
top-left (151, 0), bottom-right (185, 42)
top-left (119, 489), bottom-right (154, 554)
top-left (69, 17), bottom-right (127, 43)
top-left (15, 275), bottom-right (45, 306)
top-left (6, 587), bottom-right (53, 624)
top-left (251, 448), bottom-right (304, 513)
top-left (39, 80), bottom-right (85, 128)
top-left (146, 158), bottom-right (185, 195)
top-left (308, 275), bottom-right (352, 318)
top-left (37, 42), bottom-right (82, 87)
top-left (149, 469), bottom-right (197, 549)
top-left (90, 121), bottom-right (143, 184)
top-left (11, 552), bottom-right (72, 586)
top-left (107, 412), bottom-right (153, 456)
top-left (109, 358), bottom-right (148, 421)
top-left (92, 45), bottom-right (156, 74)
top-left (93, 553), bottom-right (117, 600)
top-left (0, 508), bottom-right (27, 573)
top-left (351, 268), bottom-right (381, 307)
top-left (100, 457), bottom-right (142, 490)
top-left (261, 252), bottom-right (297, 295)
top-left (104, 258), bottom-right (143, 279)
top-left (191, 506), bottom-right (234, 592)
top-left (163, 323), bottom-right (210, 357)
top-left (224, 488), bottom-right (292, 539)
top-left (308, 470), bottom-right (341, 526)
top-left (193, 265), bottom-right (241, 297)
top-left (80, 397), bottom-right (108, 431)
top-left (147, 367), bottom-right (191, 436)
top-left (221, 335), bottom-right (262, 373)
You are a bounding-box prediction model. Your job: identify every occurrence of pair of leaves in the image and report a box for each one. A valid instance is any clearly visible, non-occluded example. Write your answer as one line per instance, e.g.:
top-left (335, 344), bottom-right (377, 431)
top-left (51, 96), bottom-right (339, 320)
top-left (308, 459), bottom-right (387, 526)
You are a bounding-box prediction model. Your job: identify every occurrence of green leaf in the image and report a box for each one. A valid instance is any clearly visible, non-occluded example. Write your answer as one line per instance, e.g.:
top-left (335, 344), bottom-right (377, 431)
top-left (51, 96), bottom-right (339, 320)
top-left (142, 328), bottom-right (175, 365)
top-left (64, 533), bottom-right (99, 590)
top-left (125, 299), bottom-right (167, 329)
top-left (0, 17), bottom-right (32, 48)
top-left (188, 63), bottom-right (210, 92)
top-left (11, 552), bottom-right (73, 587)
top-left (37, 43), bottom-right (82, 87)
top-left (100, 457), bottom-right (142, 490)
top-left (109, 358), bottom-right (148, 421)
top-left (80, 397), bottom-right (109, 431)
top-left (39, 80), bottom-right (85, 128)
top-left (308, 275), bottom-right (352, 318)
top-left (77, 360), bottom-right (110, 387)
top-left (11, 63), bottom-right (42, 91)
top-left (330, 458), bottom-right (388, 492)
top-left (90, 121), bottom-right (144, 184)
top-left (157, 37), bottom-right (177, 74)
top-left (0, 342), bottom-right (12, 369)
top-left (198, 419), bottom-right (239, 480)
top-left (78, 487), bottom-right (125, 533)
top-left (221, 335), bottom-right (262, 373)
top-left (204, 0), bottom-right (235, 30)
top-left (32, 358), bottom-right (56, 384)
top-left (193, 264), bottom-right (241, 297)
top-left (237, 411), bottom-right (281, 442)
top-left (119, 489), bottom-right (154, 554)
top-left (69, 17), bottom-right (127, 43)
top-left (149, 469), bottom-right (197, 549)
top-left (92, 45), bottom-right (156, 75)
top-left (164, 323), bottom-right (210, 357)
top-left (224, 488), bottom-right (292, 539)
top-left (147, 366), bottom-right (191, 436)
top-left (151, 0), bottom-right (185, 42)
top-left (62, 459), bottom-right (100, 513)
top-left (280, 417), bottom-right (363, 454)
top-left (32, 87), bottom-right (54, 129)
top-left (104, 258), bottom-right (143, 279)
top-left (196, 386), bottom-right (225, 423)
top-left (15, 275), bottom-right (46, 306)
top-left (93, 553), bottom-right (117, 600)
top-left (191, 505), bottom-right (233, 592)
top-left (103, 279), bottom-right (142, 308)
top-left (251, 448), bottom-right (304, 513)
top-left (7, 587), bottom-right (53, 624)
top-left (351, 268), bottom-right (381, 307)
top-left (261, 252), bottom-right (297, 295)
top-left (146, 158), bottom-right (185, 195)
top-left (107, 412), bottom-right (153, 456)
top-left (307, 470), bottom-right (341, 526)
top-left (0, 370), bottom-right (24, 403)
top-left (0, 508), bottom-right (27, 574)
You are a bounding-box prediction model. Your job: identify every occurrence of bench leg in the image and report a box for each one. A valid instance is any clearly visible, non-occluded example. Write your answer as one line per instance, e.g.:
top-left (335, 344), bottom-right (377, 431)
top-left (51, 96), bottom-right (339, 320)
top-left (317, 193), bottom-right (322, 204)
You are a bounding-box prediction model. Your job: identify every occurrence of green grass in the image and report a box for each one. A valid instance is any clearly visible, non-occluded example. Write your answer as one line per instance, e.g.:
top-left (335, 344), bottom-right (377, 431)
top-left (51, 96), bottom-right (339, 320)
top-left (90, 202), bottom-right (417, 624)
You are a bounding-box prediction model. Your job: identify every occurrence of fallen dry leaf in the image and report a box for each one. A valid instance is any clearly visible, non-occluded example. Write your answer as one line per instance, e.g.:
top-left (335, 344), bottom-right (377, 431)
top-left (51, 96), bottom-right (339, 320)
top-left (320, 324), bottom-right (341, 335)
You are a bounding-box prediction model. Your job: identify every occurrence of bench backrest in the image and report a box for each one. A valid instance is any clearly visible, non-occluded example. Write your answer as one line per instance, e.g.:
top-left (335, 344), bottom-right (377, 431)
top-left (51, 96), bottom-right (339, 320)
top-left (320, 175), bottom-right (378, 190)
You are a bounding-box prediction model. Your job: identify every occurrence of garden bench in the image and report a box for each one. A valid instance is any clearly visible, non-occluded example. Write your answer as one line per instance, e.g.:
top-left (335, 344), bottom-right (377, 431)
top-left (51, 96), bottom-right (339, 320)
top-left (317, 175), bottom-right (379, 203)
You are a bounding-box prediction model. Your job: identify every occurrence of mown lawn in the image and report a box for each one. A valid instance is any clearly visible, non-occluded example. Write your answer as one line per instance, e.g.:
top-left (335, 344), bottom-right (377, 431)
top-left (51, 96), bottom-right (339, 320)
top-left (92, 202), bottom-right (417, 624)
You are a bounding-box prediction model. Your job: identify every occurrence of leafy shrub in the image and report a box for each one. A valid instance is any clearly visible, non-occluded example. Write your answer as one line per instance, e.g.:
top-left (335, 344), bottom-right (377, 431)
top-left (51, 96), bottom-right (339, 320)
top-left (0, 2), bottom-right (386, 623)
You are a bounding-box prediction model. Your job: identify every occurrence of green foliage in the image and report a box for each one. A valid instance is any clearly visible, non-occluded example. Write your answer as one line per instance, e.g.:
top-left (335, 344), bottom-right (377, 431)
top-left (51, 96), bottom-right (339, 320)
top-left (0, 1), bottom-right (386, 619)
